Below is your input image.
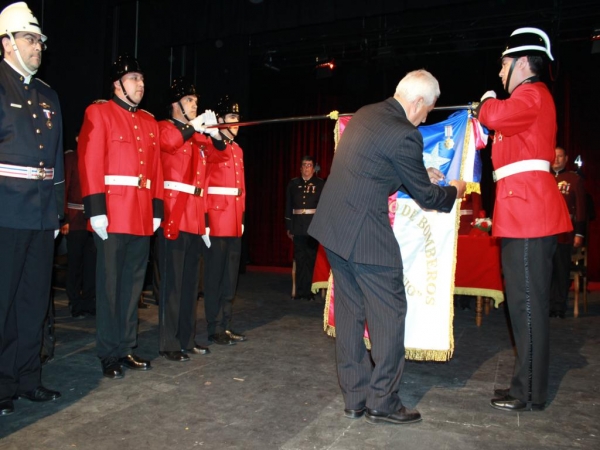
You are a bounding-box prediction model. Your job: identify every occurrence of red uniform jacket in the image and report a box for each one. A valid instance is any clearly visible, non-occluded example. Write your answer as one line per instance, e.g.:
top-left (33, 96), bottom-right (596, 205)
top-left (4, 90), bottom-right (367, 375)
top-left (204, 139), bottom-right (245, 237)
top-left (78, 98), bottom-right (164, 236)
top-left (478, 81), bottom-right (571, 238)
top-left (158, 119), bottom-right (226, 236)
top-left (63, 149), bottom-right (87, 231)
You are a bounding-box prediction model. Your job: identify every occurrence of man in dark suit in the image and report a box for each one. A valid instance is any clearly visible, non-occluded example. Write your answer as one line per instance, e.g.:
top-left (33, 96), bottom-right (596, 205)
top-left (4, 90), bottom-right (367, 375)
top-left (309, 70), bottom-right (465, 425)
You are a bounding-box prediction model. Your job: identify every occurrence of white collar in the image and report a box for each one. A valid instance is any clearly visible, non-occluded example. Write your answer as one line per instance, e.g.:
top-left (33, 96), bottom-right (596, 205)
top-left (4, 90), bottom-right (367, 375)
top-left (4, 58), bottom-right (32, 84)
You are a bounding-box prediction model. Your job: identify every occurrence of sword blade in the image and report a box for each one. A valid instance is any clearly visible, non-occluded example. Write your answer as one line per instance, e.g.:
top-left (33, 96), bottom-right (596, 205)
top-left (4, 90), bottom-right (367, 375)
top-left (206, 104), bottom-right (473, 128)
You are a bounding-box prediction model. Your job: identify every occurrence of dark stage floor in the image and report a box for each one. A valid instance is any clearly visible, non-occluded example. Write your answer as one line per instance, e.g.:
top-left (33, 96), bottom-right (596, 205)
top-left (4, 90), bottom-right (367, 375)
top-left (1, 268), bottom-right (598, 450)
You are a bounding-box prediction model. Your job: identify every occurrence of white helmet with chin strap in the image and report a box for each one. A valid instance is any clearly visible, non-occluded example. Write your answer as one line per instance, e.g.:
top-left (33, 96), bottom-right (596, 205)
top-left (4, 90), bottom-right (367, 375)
top-left (0, 2), bottom-right (47, 76)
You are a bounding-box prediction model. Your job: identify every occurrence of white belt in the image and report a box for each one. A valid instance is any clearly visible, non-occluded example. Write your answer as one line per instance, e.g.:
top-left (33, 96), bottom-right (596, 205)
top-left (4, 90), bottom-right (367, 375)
top-left (105, 175), bottom-right (151, 189)
top-left (0, 163), bottom-right (54, 180)
top-left (67, 202), bottom-right (84, 211)
top-left (164, 181), bottom-right (203, 197)
top-left (493, 159), bottom-right (550, 182)
top-left (207, 186), bottom-right (241, 196)
top-left (293, 209), bottom-right (317, 215)
top-left (460, 209), bottom-right (473, 216)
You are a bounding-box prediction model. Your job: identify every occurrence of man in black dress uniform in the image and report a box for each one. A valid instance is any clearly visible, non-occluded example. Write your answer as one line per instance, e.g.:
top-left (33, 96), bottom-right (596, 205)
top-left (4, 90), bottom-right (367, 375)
top-left (285, 155), bottom-right (325, 300)
top-left (0, 1), bottom-right (64, 416)
top-left (549, 146), bottom-right (586, 318)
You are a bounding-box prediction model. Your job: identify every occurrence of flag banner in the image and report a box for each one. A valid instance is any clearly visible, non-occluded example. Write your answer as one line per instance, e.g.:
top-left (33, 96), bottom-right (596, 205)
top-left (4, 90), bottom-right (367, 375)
top-left (324, 111), bottom-right (487, 361)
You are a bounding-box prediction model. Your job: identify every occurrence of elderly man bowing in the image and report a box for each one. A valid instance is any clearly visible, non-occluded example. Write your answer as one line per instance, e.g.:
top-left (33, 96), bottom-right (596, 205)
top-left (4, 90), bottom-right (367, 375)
top-left (309, 70), bottom-right (465, 425)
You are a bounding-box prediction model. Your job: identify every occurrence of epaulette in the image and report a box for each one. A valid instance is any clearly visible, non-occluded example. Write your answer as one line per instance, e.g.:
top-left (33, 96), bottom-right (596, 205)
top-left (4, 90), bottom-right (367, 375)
top-left (35, 77), bottom-right (51, 88)
top-left (140, 108), bottom-right (155, 117)
top-left (93, 99), bottom-right (108, 104)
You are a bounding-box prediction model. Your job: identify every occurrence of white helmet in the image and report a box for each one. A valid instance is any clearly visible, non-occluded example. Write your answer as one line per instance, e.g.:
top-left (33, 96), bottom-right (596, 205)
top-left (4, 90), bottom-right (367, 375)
top-left (501, 27), bottom-right (553, 61)
top-left (0, 2), bottom-right (47, 42)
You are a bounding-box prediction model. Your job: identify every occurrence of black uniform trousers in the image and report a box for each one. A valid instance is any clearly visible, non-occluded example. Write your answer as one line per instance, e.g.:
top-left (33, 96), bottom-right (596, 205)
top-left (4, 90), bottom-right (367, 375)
top-left (325, 248), bottom-right (406, 414)
top-left (203, 236), bottom-right (241, 336)
top-left (293, 234), bottom-right (319, 299)
top-left (94, 233), bottom-right (150, 360)
top-left (550, 242), bottom-right (572, 314)
top-left (502, 236), bottom-right (556, 406)
top-left (66, 230), bottom-right (97, 315)
top-left (157, 229), bottom-right (203, 352)
top-left (0, 228), bottom-right (54, 401)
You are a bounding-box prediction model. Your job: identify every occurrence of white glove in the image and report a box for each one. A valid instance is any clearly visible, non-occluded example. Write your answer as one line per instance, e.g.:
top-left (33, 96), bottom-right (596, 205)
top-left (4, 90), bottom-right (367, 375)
top-left (153, 218), bottom-right (161, 233)
top-left (202, 227), bottom-right (211, 248)
top-left (480, 90), bottom-right (497, 101)
top-left (203, 110), bottom-right (220, 138)
top-left (54, 229), bottom-right (59, 239)
top-left (189, 113), bottom-right (207, 133)
top-left (91, 214), bottom-right (109, 240)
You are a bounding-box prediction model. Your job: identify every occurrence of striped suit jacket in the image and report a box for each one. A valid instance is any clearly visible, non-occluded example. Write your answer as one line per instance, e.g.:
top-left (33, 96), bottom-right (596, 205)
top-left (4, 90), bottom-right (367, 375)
top-left (309, 97), bottom-right (456, 267)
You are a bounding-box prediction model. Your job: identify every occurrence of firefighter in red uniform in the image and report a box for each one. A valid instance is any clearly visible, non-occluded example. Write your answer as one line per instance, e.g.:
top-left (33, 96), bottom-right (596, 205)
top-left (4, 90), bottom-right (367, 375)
top-left (475, 27), bottom-right (572, 411)
top-left (61, 139), bottom-right (97, 318)
top-left (78, 54), bottom-right (164, 379)
top-left (203, 96), bottom-right (247, 346)
top-left (157, 77), bottom-right (227, 361)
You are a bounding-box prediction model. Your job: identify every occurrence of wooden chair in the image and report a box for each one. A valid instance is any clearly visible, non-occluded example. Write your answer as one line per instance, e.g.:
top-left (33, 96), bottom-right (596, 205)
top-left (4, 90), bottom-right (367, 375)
top-left (570, 246), bottom-right (588, 318)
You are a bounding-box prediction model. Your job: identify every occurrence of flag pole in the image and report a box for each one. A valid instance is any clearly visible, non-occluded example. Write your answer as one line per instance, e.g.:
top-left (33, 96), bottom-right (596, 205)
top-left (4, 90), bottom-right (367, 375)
top-left (206, 104), bottom-right (476, 129)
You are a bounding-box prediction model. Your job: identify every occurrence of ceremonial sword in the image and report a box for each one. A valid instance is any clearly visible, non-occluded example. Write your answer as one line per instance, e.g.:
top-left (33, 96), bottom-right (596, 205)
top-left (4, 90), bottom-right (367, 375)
top-left (204, 104), bottom-right (477, 129)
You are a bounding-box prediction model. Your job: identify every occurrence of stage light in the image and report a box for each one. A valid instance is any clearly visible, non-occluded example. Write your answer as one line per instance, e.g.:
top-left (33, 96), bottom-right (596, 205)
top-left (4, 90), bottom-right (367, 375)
top-left (592, 28), bottom-right (600, 54)
top-left (315, 57), bottom-right (335, 78)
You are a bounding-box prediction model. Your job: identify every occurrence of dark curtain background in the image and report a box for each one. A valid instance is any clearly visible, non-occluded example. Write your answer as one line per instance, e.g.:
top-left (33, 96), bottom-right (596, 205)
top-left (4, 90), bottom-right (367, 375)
top-left (243, 90), bottom-right (337, 267)
top-left (9, 0), bottom-right (598, 277)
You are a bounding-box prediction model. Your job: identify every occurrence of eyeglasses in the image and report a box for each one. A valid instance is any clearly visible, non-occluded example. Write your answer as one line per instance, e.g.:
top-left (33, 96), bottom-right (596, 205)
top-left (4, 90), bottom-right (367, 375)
top-left (302, 163), bottom-right (314, 167)
top-left (18, 35), bottom-right (47, 51)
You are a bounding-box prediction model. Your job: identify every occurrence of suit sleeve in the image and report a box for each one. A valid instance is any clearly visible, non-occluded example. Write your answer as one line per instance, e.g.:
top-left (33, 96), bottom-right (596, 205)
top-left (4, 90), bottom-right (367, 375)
top-left (478, 86), bottom-right (540, 137)
top-left (53, 98), bottom-right (65, 221)
top-left (285, 180), bottom-right (293, 231)
top-left (159, 121), bottom-right (186, 154)
top-left (392, 128), bottom-right (456, 212)
top-left (78, 105), bottom-right (107, 218)
top-left (574, 176), bottom-right (587, 237)
top-left (152, 121), bottom-right (164, 220)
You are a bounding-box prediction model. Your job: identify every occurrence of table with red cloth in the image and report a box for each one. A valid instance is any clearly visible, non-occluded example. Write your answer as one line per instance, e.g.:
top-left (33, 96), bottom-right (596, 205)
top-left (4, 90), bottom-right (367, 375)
top-left (311, 244), bottom-right (331, 294)
top-left (314, 235), bottom-right (504, 332)
top-left (454, 235), bottom-right (504, 326)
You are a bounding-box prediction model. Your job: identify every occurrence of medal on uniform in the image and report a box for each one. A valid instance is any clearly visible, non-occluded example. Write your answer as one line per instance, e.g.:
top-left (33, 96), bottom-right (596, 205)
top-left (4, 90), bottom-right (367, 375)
top-left (42, 108), bottom-right (52, 129)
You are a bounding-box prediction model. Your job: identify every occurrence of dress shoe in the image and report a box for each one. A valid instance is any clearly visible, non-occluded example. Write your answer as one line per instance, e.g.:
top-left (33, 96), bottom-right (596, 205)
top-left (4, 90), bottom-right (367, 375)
top-left (119, 354), bottom-right (152, 371)
top-left (0, 399), bottom-right (14, 416)
top-left (160, 351), bottom-right (190, 362)
top-left (101, 357), bottom-right (124, 379)
top-left (344, 407), bottom-right (366, 419)
top-left (490, 394), bottom-right (545, 411)
top-left (365, 406), bottom-right (422, 425)
top-left (225, 330), bottom-right (247, 342)
top-left (16, 386), bottom-right (61, 402)
top-left (185, 345), bottom-right (211, 355)
top-left (549, 310), bottom-right (558, 318)
top-left (208, 333), bottom-right (236, 345)
top-left (557, 311), bottom-right (566, 319)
